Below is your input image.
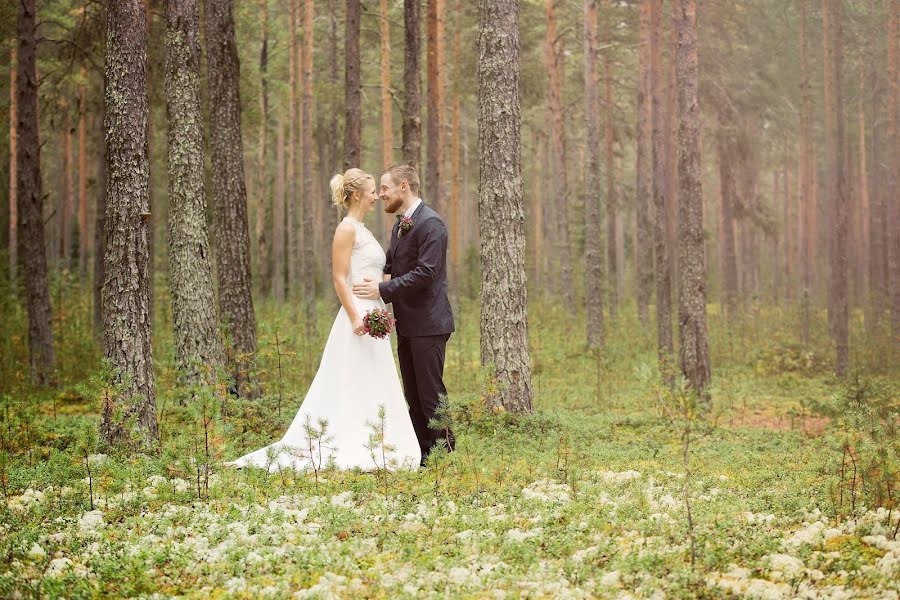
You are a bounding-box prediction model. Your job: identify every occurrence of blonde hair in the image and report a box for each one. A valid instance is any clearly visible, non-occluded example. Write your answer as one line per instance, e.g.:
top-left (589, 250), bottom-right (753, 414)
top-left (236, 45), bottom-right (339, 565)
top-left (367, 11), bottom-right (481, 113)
top-left (383, 164), bottom-right (421, 194)
top-left (329, 168), bottom-right (373, 209)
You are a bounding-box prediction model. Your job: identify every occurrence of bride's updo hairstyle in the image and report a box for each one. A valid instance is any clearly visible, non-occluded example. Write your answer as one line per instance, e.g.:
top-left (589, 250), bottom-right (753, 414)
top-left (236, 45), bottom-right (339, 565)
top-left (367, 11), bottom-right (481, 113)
top-left (329, 168), bottom-right (373, 209)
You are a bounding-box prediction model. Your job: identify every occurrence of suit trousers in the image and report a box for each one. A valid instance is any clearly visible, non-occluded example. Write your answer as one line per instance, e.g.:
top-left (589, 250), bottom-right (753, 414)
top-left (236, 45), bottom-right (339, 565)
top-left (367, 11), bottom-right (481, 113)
top-left (396, 333), bottom-right (454, 461)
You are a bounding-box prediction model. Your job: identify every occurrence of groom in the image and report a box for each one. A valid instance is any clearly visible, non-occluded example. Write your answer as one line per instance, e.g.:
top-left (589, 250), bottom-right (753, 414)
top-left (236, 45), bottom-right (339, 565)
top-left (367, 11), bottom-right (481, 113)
top-left (353, 165), bottom-right (455, 466)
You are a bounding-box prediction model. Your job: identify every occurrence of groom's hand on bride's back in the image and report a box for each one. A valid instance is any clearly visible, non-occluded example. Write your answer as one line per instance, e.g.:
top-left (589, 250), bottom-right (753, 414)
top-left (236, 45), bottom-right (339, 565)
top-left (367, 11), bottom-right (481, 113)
top-left (353, 277), bottom-right (381, 300)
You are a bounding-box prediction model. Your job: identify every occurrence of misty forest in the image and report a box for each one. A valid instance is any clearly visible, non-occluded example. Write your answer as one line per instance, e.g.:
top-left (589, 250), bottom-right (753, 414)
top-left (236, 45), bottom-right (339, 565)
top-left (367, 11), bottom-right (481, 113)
top-left (0, 0), bottom-right (898, 597)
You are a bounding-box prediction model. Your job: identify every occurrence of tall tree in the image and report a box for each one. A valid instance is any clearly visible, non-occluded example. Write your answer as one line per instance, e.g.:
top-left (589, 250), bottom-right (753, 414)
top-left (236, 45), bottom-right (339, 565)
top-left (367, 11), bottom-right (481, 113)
top-left (102, 0), bottom-right (156, 446)
top-left (544, 0), bottom-right (574, 305)
top-left (8, 46), bottom-right (16, 283)
top-left (402, 0), bottom-right (421, 169)
top-left (426, 0), bottom-right (445, 212)
top-left (889, 0), bottom-right (900, 336)
top-left (78, 78), bottom-right (89, 276)
top-left (273, 120), bottom-right (286, 302)
top-left (380, 0), bottom-right (394, 243)
top-left (650, 0), bottom-right (673, 367)
top-left (798, 0), bottom-right (815, 343)
top-left (635, 0), bottom-right (654, 322)
top-left (856, 67), bottom-right (868, 316)
top-left (93, 96), bottom-right (106, 343)
top-left (345, 0), bottom-right (362, 169)
top-left (822, 0), bottom-right (849, 376)
top-left (255, 0), bottom-right (270, 295)
top-left (674, 0), bottom-right (709, 398)
top-left (165, 0), bottom-right (224, 384)
top-left (287, 0), bottom-right (298, 294)
top-left (715, 103), bottom-right (738, 318)
top-left (60, 106), bottom-right (74, 267)
top-left (584, 0), bottom-right (604, 348)
top-left (603, 0), bottom-right (618, 320)
top-left (17, 0), bottom-right (56, 385)
top-left (478, 0), bottom-right (532, 413)
top-left (205, 0), bottom-right (259, 396)
top-left (300, 0), bottom-right (316, 319)
top-left (449, 0), bottom-right (463, 283)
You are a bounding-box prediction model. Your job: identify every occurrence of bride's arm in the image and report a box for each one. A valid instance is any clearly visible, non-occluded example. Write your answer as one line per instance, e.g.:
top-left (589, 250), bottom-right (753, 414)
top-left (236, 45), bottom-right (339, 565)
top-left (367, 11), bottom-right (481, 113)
top-left (332, 222), bottom-right (365, 334)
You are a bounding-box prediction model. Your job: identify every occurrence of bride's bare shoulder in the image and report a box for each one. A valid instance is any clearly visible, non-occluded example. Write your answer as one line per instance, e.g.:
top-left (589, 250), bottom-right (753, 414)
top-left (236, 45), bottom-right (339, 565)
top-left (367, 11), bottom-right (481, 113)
top-left (333, 220), bottom-right (356, 243)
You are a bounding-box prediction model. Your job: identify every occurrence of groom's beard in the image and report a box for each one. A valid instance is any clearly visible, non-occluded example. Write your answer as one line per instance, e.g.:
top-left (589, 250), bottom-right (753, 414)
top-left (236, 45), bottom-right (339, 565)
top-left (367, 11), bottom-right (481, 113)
top-left (383, 197), bottom-right (402, 214)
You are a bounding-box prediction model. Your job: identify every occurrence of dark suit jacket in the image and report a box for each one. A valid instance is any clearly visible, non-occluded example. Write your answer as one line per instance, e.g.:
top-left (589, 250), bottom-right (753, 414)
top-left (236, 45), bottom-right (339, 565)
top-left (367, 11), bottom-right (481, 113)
top-left (379, 202), bottom-right (455, 337)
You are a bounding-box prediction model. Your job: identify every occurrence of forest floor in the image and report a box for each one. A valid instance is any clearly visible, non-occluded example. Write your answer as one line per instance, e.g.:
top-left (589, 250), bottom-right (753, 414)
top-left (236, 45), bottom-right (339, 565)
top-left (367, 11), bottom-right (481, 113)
top-left (1, 284), bottom-right (898, 599)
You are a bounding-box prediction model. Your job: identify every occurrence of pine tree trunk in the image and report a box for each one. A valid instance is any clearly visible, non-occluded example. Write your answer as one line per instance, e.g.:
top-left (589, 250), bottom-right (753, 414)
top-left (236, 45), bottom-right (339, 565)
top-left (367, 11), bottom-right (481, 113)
top-left (345, 0), bottom-right (362, 169)
top-left (300, 0), bottom-right (316, 322)
top-left (857, 68), bottom-right (869, 317)
top-left (102, 0), bottom-right (156, 447)
top-left (603, 0), bottom-right (618, 320)
top-left (255, 0), bottom-right (270, 296)
top-left (205, 0), bottom-right (259, 396)
top-left (869, 74), bottom-right (887, 328)
top-left (635, 0), bottom-right (654, 322)
top-left (545, 0), bottom-right (574, 304)
top-left (8, 46), bottom-right (17, 283)
top-left (674, 0), bottom-right (710, 399)
top-left (287, 0), bottom-right (298, 295)
top-left (478, 0), bottom-right (532, 413)
top-left (783, 159), bottom-right (792, 301)
top-left (584, 0), bottom-right (604, 348)
top-left (799, 0), bottom-right (814, 343)
top-left (888, 0), bottom-right (900, 336)
top-left (426, 0), bottom-right (445, 213)
top-left (449, 0), bottom-right (462, 285)
top-left (17, 0), bottom-right (56, 386)
top-left (822, 0), bottom-right (849, 376)
top-left (650, 0), bottom-right (672, 366)
top-left (78, 81), bottom-right (89, 277)
top-left (165, 0), bottom-right (225, 385)
top-left (61, 108), bottom-right (74, 268)
top-left (715, 105), bottom-right (738, 318)
top-left (402, 0), bottom-right (421, 170)
top-left (772, 170), bottom-right (781, 303)
top-left (273, 120), bottom-right (286, 302)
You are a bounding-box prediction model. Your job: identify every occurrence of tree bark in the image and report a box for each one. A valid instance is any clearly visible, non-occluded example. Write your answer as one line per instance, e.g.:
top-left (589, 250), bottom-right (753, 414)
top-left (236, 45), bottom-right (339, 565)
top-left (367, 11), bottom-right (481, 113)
top-left (674, 0), bottom-right (710, 399)
top-left (8, 46), bottom-right (17, 283)
top-left (165, 0), bottom-right (225, 385)
top-left (799, 0), bottom-right (815, 343)
top-left (102, 0), bottom-right (156, 447)
top-left (17, 0), bottom-right (56, 386)
top-left (402, 0), bottom-right (421, 170)
top-left (61, 106), bottom-right (74, 268)
top-left (584, 0), bottom-right (604, 348)
top-left (300, 0), bottom-right (316, 321)
top-left (635, 0), bottom-right (654, 322)
top-left (426, 0), bottom-right (445, 213)
top-left (255, 0), bottom-right (270, 296)
top-left (822, 0), bottom-right (849, 376)
top-left (287, 0), bottom-right (298, 295)
top-left (857, 67), bottom-right (869, 317)
top-left (273, 119), bottom-right (286, 302)
top-left (603, 0), bottom-right (618, 320)
top-left (78, 79), bottom-right (89, 277)
top-left (478, 0), bottom-right (532, 413)
top-left (650, 0), bottom-right (672, 367)
top-left (379, 0), bottom-right (394, 244)
top-left (888, 0), bottom-right (900, 336)
top-left (715, 104), bottom-right (738, 318)
top-left (545, 0), bottom-right (573, 304)
top-left (449, 0), bottom-right (462, 284)
top-left (783, 159), bottom-right (793, 302)
top-left (205, 0), bottom-right (259, 396)
top-left (345, 0), bottom-right (362, 169)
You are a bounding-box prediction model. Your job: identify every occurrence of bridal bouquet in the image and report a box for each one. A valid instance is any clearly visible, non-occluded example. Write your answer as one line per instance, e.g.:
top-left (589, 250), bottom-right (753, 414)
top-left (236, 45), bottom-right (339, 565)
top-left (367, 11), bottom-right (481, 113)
top-left (362, 308), bottom-right (395, 339)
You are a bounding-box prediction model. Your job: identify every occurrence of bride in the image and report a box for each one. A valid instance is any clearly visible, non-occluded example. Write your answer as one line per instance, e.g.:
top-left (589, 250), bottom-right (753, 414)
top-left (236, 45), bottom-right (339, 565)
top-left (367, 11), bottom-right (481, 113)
top-left (225, 168), bottom-right (421, 471)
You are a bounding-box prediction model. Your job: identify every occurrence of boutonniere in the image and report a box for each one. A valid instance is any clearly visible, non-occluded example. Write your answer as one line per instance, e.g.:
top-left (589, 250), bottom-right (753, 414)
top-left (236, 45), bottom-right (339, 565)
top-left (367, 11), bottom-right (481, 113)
top-left (398, 216), bottom-right (415, 238)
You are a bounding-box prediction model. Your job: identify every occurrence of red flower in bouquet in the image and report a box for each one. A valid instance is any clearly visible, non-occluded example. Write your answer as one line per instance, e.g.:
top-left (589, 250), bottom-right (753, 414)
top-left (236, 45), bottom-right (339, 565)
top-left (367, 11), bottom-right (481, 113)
top-left (398, 216), bottom-right (414, 237)
top-left (362, 308), bottom-right (395, 339)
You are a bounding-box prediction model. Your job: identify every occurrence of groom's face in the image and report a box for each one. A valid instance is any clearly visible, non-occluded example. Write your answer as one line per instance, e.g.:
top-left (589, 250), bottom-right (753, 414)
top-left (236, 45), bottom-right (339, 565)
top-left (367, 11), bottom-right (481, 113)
top-left (380, 174), bottom-right (404, 214)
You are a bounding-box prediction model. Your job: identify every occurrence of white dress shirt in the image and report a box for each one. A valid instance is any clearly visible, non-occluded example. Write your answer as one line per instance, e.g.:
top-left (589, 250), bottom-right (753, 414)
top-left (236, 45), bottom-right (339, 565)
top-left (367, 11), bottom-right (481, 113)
top-left (403, 198), bottom-right (423, 218)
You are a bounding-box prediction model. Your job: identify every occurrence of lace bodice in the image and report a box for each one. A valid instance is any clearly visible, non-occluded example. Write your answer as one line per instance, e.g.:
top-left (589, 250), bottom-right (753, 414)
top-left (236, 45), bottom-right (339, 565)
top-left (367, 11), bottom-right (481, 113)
top-left (344, 217), bottom-right (386, 285)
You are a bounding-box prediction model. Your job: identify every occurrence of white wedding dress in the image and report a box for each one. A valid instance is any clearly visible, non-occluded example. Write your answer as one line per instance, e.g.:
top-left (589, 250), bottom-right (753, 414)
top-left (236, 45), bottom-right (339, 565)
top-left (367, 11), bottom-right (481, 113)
top-left (226, 217), bottom-right (421, 472)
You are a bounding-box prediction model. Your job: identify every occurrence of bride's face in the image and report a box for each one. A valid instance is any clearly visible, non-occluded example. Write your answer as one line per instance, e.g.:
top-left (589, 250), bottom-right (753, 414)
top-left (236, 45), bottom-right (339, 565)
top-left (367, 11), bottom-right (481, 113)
top-left (360, 179), bottom-right (377, 214)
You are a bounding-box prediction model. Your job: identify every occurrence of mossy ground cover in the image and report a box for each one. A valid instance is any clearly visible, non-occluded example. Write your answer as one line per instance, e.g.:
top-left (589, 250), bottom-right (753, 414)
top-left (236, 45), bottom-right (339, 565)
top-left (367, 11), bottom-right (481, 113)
top-left (1, 280), bottom-right (897, 598)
